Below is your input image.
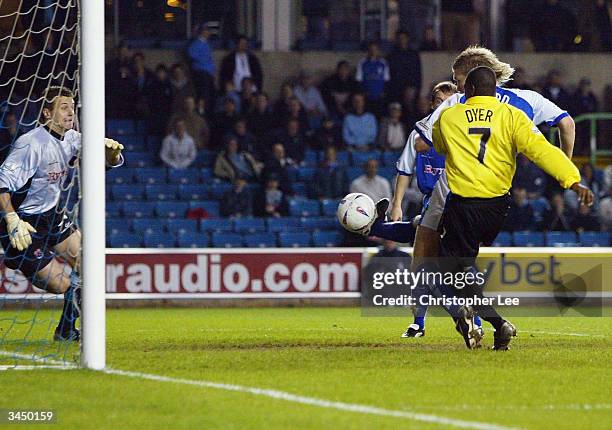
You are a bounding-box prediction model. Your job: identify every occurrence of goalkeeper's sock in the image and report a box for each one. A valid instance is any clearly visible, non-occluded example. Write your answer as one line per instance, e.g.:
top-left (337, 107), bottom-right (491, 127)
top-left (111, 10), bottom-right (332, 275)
top-left (56, 272), bottom-right (81, 336)
top-left (369, 221), bottom-right (414, 242)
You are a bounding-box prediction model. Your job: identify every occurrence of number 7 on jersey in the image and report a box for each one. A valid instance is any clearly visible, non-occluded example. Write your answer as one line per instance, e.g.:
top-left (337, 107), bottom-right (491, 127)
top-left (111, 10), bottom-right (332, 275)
top-left (469, 127), bottom-right (491, 165)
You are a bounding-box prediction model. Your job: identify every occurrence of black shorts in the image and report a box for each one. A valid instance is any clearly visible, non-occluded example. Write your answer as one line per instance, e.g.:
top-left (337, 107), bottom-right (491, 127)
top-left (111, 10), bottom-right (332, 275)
top-left (439, 193), bottom-right (511, 269)
top-left (0, 209), bottom-right (76, 279)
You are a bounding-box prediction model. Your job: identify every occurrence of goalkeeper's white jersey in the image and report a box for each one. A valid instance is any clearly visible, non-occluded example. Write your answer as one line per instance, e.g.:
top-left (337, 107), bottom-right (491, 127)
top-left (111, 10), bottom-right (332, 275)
top-left (0, 126), bottom-right (81, 215)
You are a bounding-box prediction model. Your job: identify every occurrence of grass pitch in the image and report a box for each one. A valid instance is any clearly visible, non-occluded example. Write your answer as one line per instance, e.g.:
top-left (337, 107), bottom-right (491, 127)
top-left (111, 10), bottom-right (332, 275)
top-left (0, 307), bottom-right (611, 430)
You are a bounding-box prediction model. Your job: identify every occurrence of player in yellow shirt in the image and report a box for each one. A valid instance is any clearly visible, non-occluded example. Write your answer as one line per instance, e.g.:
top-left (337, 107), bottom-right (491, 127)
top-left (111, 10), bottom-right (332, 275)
top-left (432, 67), bottom-right (593, 350)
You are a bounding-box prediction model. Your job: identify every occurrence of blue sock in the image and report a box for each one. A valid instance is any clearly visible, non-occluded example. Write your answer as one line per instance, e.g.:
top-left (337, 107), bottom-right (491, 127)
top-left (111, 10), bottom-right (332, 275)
top-left (413, 316), bottom-right (425, 329)
top-left (369, 220), bottom-right (414, 242)
top-left (56, 272), bottom-right (81, 335)
top-left (411, 280), bottom-right (430, 329)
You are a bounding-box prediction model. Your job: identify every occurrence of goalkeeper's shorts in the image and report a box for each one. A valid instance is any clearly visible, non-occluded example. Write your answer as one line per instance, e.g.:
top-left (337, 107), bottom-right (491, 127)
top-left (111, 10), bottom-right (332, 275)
top-left (0, 209), bottom-right (76, 278)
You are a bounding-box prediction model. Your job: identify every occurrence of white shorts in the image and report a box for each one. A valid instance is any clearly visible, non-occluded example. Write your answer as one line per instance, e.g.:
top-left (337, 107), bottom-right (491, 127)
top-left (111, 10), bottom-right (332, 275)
top-left (419, 171), bottom-right (450, 231)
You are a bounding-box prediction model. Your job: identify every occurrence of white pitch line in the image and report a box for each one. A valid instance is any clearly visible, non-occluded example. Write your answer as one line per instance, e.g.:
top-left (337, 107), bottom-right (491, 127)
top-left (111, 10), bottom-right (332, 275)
top-left (0, 364), bottom-right (76, 370)
top-left (519, 330), bottom-right (605, 338)
top-left (484, 329), bottom-right (605, 338)
top-left (102, 367), bottom-right (522, 430)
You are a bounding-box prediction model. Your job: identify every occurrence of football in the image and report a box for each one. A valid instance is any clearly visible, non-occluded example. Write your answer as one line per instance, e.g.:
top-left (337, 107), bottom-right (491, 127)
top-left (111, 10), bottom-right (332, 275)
top-left (337, 193), bottom-right (377, 234)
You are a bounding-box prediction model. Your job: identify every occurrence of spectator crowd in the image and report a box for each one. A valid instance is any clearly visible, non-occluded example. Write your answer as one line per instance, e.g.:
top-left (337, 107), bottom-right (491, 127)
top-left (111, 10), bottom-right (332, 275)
top-left (99, 29), bottom-right (612, 238)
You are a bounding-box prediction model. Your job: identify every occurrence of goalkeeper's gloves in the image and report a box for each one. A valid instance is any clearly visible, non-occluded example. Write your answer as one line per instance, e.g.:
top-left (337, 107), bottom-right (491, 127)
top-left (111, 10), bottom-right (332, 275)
top-left (105, 138), bottom-right (124, 166)
top-left (4, 212), bottom-right (36, 251)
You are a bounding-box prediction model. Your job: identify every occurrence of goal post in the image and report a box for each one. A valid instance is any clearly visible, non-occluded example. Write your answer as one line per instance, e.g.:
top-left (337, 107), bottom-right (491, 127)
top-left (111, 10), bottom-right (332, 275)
top-left (81, 0), bottom-right (106, 370)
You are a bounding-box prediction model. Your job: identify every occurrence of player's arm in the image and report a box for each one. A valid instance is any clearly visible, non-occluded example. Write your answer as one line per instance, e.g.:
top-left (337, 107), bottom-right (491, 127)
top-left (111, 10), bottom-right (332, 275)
top-left (390, 174), bottom-right (410, 221)
top-left (0, 140), bottom-right (39, 250)
top-left (556, 115), bottom-right (575, 159)
top-left (390, 131), bottom-right (418, 221)
top-left (414, 93), bottom-right (459, 147)
top-left (526, 89), bottom-right (575, 158)
top-left (514, 113), bottom-right (592, 205)
top-left (431, 113), bottom-right (448, 156)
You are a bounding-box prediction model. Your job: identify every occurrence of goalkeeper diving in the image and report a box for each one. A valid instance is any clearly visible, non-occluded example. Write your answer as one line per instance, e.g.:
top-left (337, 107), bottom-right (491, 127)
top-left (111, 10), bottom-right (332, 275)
top-left (0, 86), bottom-right (124, 341)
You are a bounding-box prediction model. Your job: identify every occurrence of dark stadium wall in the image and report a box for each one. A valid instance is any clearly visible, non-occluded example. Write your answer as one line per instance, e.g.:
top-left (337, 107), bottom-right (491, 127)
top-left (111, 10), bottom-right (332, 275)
top-left (139, 49), bottom-right (611, 101)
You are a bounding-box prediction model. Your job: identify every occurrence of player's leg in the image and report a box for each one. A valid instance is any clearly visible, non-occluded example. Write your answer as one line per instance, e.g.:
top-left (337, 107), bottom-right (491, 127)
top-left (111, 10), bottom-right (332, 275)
top-left (439, 194), bottom-right (516, 349)
top-left (367, 199), bottom-right (416, 242)
top-left (51, 229), bottom-right (81, 341)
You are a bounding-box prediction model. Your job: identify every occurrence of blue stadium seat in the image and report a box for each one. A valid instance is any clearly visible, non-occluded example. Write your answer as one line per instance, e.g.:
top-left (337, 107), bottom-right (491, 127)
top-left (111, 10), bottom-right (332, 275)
top-left (378, 167), bottom-right (397, 180)
top-left (492, 231), bottom-right (513, 247)
top-left (126, 151), bottom-right (158, 168)
top-left (579, 231), bottom-right (610, 247)
top-left (351, 151), bottom-right (380, 166)
top-left (320, 199), bottom-right (338, 217)
top-left (135, 120), bottom-right (147, 134)
top-left (189, 200), bottom-right (220, 217)
top-left (289, 199), bottom-right (321, 217)
top-left (287, 167), bottom-right (299, 182)
top-left (382, 151), bottom-right (400, 167)
top-left (165, 218), bottom-right (198, 235)
top-left (312, 231), bottom-right (342, 247)
top-left (106, 202), bottom-right (121, 218)
top-left (336, 151), bottom-right (350, 165)
top-left (119, 135), bottom-right (146, 150)
top-left (233, 218), bottom-right (265, 233)
top-left (278, 232), bottom-right (311, 247)
top-left (545, 231), bottom-right (578, 246)
top-left (112, 184), bottom-right (144, 201)
top-left (298, 167), bottom-right (317, 181)
top-left (292, 182), bottom-right (306, 196)
top-left (109, 232), bottom-right (142, 248)
top-left (301, 217), bottom-right (338, 231)
top-left (193, 150), bottom-right (215, 167)
top-left (530, 198), bottom-right (550, 223)
top-left (513, 231), bottom-right (545, 247)
top-left (134, 168), bottom-right (167, 184)
top-left (122, 201), bottom-right (156, 218)
top-left (106, 168), bottom-right (135, 184)
top-left (177, 232), bottom-right (210, 248)
top-left (106, 218), bottom-right (130, 236)
top-left (145, 184), bottom-right (178, 201)
top-left (168, 168), bottom-right (201, 184)
top-left (303, 150), bottom-right (318, 166)
top-left (146, 136), bottom-right (162, 150)
top-left (107, 119), bottom-right (134, 136)
top-left (201, 169), bottom-right (215, 181)
top-left (209, 182), bottom-right (232, 199)
top-left (132, 218), bottom-right (166, 234)
top-left (144, 231), bottom-right (177, 248)
top-left (266, 217), bottom-right (301, 233)
top-left (200, 218), bottom-right (232, 232)
top-left (346, 167), bottom-right (363, 182)
top-left (155, 201), bottom-right (190, 218)
top-left (244, 233), bottom-right (277, 248)
top-left (211, 232), bottom-right (243, 248)
top-left (178, 184), bottom-right (209, 200)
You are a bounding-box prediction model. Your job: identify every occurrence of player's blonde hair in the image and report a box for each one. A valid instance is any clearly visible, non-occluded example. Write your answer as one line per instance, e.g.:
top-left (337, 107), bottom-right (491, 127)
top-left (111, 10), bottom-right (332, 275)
top-left (452, 46), bottom-right (515, 86)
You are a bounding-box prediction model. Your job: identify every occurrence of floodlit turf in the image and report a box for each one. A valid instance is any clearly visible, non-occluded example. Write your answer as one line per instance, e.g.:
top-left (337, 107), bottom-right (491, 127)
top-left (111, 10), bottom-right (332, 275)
top-left (0, 307), bottom-right (611, 430)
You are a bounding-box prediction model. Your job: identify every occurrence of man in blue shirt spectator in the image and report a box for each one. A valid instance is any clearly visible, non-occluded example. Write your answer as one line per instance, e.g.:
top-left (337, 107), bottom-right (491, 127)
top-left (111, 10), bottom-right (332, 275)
top-left (356, 41), bottom-right (390, 115)
top-left (342, 93), bottom-right (377, 150)
top-left (187, 23), bottom-right (216, 109)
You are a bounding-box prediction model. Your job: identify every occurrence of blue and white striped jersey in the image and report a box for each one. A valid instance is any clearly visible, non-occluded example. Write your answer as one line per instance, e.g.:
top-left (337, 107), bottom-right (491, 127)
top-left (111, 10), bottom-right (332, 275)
top-left (415, 87), bottom-right (569, 146)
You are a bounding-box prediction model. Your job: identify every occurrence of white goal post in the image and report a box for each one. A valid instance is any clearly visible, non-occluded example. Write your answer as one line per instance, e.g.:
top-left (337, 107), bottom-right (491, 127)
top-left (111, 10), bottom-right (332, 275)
top-left (81, 0), bottom-right (106, 370)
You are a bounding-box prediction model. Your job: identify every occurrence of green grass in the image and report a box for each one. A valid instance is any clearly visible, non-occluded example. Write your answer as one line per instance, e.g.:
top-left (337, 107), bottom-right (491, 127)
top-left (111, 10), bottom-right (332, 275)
top-left (0, 307), bottom-right (611, 429)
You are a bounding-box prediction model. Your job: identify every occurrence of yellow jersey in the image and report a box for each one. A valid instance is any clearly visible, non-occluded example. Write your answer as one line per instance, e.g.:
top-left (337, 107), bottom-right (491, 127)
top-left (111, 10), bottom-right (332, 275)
top-left (432, 96), bottom-right (580, 198)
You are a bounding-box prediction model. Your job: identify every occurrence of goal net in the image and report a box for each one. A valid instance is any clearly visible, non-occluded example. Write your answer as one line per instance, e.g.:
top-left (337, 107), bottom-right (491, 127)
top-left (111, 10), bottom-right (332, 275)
top-left (0, 0), bottom-right (81, 368)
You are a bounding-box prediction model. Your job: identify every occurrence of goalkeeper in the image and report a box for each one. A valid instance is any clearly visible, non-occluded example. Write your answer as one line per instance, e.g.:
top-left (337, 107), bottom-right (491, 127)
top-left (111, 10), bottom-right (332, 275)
top-left (0, 86), bottom-right (124, 341)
